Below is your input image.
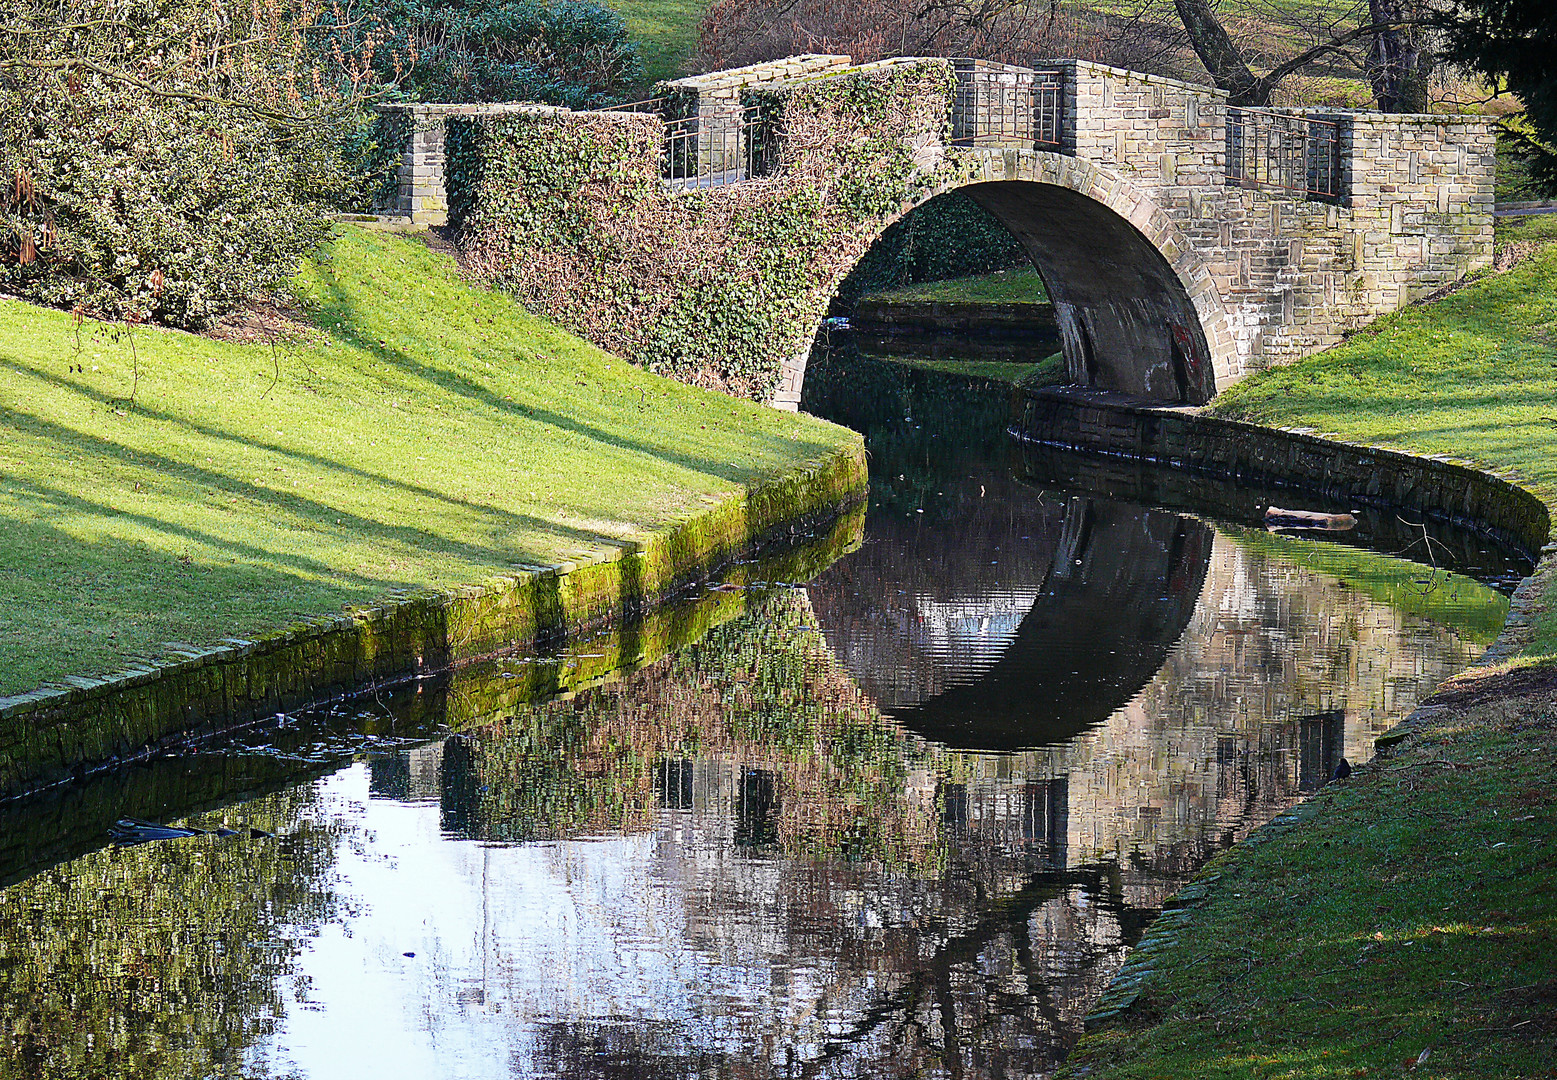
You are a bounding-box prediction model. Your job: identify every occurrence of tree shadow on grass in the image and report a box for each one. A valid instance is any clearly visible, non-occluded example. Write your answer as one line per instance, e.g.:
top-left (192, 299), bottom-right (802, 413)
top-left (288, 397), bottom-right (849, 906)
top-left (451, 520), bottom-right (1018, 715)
top-left (7, 361), bottom-right (649, 544)
top-left (307, 273), bottom-right (842, 486)
top-left (0, 406), bottom-right (610, 572)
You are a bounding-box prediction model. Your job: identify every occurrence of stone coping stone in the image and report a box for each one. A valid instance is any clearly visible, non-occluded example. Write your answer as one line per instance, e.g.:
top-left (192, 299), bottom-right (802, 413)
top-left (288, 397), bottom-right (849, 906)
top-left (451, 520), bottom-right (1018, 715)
top-left (665, 55), bottom-right (852, 93)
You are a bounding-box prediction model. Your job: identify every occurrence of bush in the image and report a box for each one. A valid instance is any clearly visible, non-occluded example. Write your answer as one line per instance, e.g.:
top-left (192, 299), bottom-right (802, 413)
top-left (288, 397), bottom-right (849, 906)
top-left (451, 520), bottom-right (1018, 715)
top-left (0, 0), bottom-right (389, 329)
top-left (0, 91), bottom-right (337, 329)
top-left (378, 0), bottom-right (644, 107)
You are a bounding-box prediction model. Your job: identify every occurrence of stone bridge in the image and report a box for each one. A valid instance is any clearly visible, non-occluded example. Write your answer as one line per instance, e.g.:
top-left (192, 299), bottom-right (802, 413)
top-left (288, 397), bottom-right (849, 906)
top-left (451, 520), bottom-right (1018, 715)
top-left (385, 55), bottom-right (1493, 409)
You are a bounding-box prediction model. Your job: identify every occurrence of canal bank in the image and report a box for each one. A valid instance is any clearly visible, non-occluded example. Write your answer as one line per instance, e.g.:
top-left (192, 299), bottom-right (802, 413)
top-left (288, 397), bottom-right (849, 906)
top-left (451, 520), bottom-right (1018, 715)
top-left (0, 226), bottom-right (866, 800)
top-left (1052, 219), bottom-right (1557, 1078)
top-left (1, 343), bottom-right (1521, 1079)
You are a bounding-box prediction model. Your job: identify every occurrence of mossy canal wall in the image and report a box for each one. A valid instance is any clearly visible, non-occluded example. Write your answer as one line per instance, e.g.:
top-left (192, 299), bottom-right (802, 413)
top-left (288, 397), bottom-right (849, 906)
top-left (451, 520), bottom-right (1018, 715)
top-left (0, 443), bottom-right (868, 802)
top-left (1014, 385), bottom-right (1550, 559)
top-left (1013, 383), bottom-right (1555, 1038)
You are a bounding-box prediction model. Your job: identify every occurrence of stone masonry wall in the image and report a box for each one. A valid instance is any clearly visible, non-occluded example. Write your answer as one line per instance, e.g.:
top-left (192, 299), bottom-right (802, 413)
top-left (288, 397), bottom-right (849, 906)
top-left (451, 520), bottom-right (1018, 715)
top-left (1013, 385), bottom-right (1549, 558)
top-left (1035, 62), bottom-right (1495, 381)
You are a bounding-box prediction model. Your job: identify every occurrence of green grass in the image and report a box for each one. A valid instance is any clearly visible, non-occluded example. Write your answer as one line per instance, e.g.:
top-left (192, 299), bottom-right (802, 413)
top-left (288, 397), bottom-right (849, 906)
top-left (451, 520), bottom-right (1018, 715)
top-left (608, 0), bottom-right (713, 86)
top-left (1062, 689), bottom-right (1557, 1080)
top-left (865, 267), bottom-right (1050, 305)
top-left (874, 353), bottom-right (1064, 387)
top-left (1209, 222), bottom-right (1557, 658)
top-left (0, 226), bottom-right (855, 697)
top-left (1059, 216), bottom-right (1557, 1080)
top-left (1224, 526), bottom-right (1510, 646)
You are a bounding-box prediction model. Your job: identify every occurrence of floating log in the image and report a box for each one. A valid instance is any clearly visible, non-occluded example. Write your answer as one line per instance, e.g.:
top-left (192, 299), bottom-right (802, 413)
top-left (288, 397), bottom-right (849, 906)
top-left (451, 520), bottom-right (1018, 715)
top-left (1264, 507), bottom-right (1357, 532)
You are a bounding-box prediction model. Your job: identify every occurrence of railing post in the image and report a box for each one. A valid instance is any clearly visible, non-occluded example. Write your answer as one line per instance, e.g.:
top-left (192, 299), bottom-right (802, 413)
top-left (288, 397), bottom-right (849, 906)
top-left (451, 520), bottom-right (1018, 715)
top-left (1223, 108), bottom-right (1344, 201)
top-left (950, 60), bottom-right (1068, 151)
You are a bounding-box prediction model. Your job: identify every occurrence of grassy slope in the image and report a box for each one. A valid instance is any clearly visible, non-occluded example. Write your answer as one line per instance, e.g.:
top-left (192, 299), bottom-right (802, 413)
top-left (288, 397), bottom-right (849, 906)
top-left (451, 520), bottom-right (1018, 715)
top-left (0, 226), bottom-right (854, 697)
top-left (1059, 222), bottom-right (1557, 1080)
top-left (608, 0), bottom-right (713, 85)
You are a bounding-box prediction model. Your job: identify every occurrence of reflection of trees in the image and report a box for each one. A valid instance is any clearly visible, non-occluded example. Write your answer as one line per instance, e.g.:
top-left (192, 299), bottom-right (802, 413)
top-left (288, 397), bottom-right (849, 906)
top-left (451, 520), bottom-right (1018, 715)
top-left (445, 590), bottom-right (946, 871)
top-left (0, 787), bottom-right (343, 1080)
top-left (0, 752), bottom-right (340, 891)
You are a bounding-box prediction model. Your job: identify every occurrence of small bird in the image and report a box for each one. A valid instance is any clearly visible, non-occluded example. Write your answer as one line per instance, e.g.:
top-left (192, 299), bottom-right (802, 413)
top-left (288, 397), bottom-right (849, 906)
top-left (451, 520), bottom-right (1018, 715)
top-left (1330, 758), bottom-right (1352, 782)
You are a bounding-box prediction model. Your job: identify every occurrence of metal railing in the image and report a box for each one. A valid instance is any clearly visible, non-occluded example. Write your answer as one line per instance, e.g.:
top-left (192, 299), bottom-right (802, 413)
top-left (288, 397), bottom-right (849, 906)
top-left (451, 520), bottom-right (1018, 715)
top-left (663, 106), bottom-right (777, 190)
top-left (950, 64), bottom-right (1065, 151)
top-left (1226, 109), bottom-right (1343, 200)
top-left (599, 98), bottom-right (778, 191)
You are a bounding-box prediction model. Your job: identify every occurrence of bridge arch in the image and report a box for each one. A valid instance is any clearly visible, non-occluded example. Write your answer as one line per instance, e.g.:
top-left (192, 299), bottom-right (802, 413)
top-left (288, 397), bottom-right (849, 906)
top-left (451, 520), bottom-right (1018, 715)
top-left (786, 152), bottom-right (1239, 408)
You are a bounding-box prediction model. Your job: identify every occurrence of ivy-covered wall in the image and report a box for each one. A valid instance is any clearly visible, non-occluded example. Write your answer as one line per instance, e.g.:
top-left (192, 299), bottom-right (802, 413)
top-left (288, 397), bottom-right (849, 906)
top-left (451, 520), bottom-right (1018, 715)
top-left (449, 60), bottom-right (955, 402)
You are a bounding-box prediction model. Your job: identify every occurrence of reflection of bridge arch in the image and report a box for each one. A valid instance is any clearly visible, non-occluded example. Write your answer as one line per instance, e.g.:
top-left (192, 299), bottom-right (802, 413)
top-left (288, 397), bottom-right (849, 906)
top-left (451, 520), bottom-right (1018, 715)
top-left (793, 157), bottom-right (1236, 406)
top-left (808, 494), bottom-right (1212, 751)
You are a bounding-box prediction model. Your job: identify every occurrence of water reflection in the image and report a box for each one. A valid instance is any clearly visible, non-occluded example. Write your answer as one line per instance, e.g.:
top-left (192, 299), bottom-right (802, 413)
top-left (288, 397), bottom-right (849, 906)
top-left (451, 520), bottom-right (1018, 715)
top-left (812, 490), bottom-right (1213, 749)
top-left (0, 353), bottom-right (1526, 1080)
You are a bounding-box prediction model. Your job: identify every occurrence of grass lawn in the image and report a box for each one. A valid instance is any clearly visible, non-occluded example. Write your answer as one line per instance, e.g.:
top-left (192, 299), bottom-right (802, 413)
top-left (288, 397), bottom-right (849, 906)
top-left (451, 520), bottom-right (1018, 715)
top-left (865, 267), bottom-right (1050, 305)
top-left (872, 353), bottom-right (1064, 387)
top-left (1058, 218), bottom-right (1557, 1080)
top-left (0, 226), bottom-right (855, 698)
top-left (608, 0), bottom-right (714, 86)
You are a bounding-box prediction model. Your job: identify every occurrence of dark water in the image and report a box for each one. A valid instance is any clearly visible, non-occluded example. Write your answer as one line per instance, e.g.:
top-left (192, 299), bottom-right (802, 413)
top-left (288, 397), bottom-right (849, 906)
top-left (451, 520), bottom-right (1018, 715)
top-left (0, 351), bottom-right (1527, 1080)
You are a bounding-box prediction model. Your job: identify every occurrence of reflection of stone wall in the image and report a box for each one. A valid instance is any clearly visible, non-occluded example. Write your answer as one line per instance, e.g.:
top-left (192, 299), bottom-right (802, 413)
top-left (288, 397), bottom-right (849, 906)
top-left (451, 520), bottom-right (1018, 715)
top-left (924, 530), bottom-right (1485, 895)
top-left (337, 518), bottom-right (1493, 1078)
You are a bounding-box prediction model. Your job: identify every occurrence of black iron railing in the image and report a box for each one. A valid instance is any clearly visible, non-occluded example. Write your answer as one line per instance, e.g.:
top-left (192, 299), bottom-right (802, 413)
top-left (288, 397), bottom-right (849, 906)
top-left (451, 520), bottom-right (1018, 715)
top-left (1226, 109), bottom-right (1343, 200)
top-left (663, 106), bottom-right (777, 190)
top-left (950, 63), bottom-right (1065, 151)
top-left (599, 98), bottom-right (778, 191)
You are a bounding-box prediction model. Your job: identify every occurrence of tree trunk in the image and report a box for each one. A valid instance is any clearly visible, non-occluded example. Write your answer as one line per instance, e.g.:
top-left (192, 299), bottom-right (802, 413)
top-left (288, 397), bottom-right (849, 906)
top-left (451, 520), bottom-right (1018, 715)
top-left (1173, 0), bottom-right (1265, 105)
top-left (1368, 0), bottom-right (1432, 112)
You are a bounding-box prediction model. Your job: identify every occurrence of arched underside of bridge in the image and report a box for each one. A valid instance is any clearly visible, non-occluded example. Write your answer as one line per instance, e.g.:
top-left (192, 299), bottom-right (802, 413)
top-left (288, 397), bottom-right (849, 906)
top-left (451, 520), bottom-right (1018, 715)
top-left (793, 152), bottom-right (1239, 407)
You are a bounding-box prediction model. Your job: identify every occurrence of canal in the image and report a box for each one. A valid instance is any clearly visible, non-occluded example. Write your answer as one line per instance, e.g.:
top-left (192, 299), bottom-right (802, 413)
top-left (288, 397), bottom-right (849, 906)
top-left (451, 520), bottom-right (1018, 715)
top-left (0, 345), bottom-right (1530, 1080)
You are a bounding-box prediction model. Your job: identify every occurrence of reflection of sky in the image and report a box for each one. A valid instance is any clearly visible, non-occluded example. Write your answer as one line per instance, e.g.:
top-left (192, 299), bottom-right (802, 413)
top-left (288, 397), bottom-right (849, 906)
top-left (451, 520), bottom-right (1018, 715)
top-left (252, 767), bottom-right (873, 1079)
top-left (911, 590), bottom-right (1039, 677)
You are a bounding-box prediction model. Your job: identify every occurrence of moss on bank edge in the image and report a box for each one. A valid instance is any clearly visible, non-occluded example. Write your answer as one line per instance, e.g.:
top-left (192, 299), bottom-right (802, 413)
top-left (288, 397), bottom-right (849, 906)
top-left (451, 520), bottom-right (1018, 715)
top-left (1058, 220), bottom-right (1557, 1080)
top-left (0, 225), bottom-right (861, 698)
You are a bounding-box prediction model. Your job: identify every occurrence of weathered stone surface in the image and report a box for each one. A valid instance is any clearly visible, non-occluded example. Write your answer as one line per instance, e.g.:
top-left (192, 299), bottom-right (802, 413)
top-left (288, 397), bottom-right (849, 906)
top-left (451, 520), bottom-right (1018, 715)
top-left (1014, 385), bottom-right (1548, 558)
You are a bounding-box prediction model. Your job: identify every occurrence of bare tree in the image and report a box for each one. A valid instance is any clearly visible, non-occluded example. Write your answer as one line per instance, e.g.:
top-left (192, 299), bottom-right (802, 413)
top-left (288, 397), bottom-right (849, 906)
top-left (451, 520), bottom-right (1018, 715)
top-left (1367, 0), bottom-right (1431, 111)
top-left (0, 0), bottom-right (399, 129)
